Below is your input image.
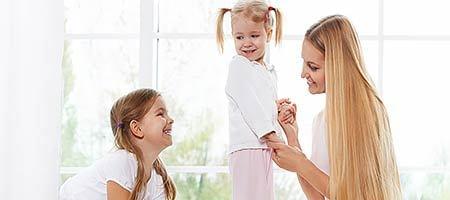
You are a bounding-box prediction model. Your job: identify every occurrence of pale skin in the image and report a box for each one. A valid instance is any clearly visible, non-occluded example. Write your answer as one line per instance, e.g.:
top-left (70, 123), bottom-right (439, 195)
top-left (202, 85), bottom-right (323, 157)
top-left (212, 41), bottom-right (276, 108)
top-left (107, 96), bottom-right (174, 200)
top-left (231, 13), bottom-right (329, 198)
top-left (231, 13), bottom-right (286, 141)
top-left (267, 39), bottom-right (330, 200)
top-left (231, 13), bottom-right (272, 66)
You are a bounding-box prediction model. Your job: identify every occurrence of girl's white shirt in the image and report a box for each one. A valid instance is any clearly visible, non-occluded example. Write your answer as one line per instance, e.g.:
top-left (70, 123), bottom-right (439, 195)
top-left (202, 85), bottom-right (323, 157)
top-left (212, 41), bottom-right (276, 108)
top-left (225, 55), bottom-right (285, 153)
top-left (59, 149), bottom-right (166, 200)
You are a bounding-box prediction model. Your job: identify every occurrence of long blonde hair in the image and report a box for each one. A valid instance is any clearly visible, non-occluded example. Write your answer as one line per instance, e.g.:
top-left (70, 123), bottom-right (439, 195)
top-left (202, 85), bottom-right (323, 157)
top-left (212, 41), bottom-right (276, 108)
top-left (306, 15), bottom-right (402, 199)
top-left (216, 0), bottom-right (282, 53)
top-left (110, 88), bottom-right (176, 200)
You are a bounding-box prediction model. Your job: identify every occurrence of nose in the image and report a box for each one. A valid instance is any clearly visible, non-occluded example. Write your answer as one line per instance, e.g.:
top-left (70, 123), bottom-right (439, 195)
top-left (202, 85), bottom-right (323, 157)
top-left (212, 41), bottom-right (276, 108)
top-left (168, 116), bottom-right (174, 125)
top-left (301, 64), bottom-right (307, 79)
top-left (243, 41), bottom-right (252, 47)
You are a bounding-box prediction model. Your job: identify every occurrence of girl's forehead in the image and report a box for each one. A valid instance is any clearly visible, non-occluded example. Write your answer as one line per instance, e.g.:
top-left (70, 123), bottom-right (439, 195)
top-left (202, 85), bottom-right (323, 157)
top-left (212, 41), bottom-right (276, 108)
top-left (232, 17), bottom-right (265, 30)
top-left (150, 96), bottom-right (166, 111)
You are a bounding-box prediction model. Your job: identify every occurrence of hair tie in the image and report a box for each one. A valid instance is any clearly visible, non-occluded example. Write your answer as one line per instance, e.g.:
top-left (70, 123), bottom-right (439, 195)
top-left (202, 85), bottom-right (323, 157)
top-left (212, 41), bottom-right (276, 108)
top-left (116, 122), bottom-right (124, 129)
top-left (265, 6), bottom-right (275, 23)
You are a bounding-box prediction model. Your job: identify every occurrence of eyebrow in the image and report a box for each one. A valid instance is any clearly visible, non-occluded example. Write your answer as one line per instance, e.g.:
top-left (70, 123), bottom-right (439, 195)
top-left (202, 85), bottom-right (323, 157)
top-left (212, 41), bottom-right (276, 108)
top-left (234, 31), bottom-right (261, 35)
top-left (154, 107), bottom-right (167, 113)
top-left (307, 61), bottom-right (320, 66)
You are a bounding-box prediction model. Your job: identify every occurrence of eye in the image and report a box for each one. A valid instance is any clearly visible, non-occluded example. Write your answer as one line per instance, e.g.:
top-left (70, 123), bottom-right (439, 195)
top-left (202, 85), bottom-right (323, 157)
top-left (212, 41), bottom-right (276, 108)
top-left (236, 36), bottom-right (244, 40)
top-left (156, 112), bottom-right (163, 116)
top-left (308, 64), bottom-right (319, 72)
top-left (251, 34), bottom-right (260, 38)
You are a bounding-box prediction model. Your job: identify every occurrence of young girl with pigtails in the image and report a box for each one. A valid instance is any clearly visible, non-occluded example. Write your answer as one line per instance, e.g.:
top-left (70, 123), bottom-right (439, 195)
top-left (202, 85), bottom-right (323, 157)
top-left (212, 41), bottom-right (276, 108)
top-left (216, 1), bottom-right (295, 199)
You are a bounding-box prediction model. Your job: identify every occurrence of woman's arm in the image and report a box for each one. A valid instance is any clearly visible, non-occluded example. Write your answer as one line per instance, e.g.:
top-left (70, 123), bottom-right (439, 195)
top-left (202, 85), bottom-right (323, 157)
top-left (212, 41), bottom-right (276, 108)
top-left (268, 141), bottom-right (330, 199)
top-left (107, 181), bottom-right (130, 200)
top-left (298, 175), bottom-right (325, 200)
top-left (272, 104), bottom-right (330, 200)
top-left (278, 123), bottom-right (326, 200)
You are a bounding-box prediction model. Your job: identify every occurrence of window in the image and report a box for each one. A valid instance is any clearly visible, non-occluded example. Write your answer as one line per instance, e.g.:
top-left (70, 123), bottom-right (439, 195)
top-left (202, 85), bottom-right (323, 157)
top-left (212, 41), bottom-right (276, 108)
top-left (62, 0), bottom-right (450, 199)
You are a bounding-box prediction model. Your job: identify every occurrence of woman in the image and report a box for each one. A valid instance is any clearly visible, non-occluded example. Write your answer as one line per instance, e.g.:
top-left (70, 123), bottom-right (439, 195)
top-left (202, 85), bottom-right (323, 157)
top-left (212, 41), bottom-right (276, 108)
top-left (269, 15), bottom-right (402, 200)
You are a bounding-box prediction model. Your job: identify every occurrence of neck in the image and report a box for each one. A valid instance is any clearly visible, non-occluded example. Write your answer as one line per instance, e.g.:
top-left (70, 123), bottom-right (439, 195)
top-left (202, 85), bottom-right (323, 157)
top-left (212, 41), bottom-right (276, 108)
top-left (137, 142), bottom-right (163, 177)
top-left (255, 56), bottom-right (266, 67)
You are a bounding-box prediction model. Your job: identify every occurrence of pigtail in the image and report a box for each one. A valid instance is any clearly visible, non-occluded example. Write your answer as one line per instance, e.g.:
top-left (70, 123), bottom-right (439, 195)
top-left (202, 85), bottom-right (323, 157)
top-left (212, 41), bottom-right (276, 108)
top-left (153, 157), bottom-right (177, 200)
top-left (130, 146), bottom-right (148, 200)
top-left (216, 8), bottom-right (232, 53)
top-left (268, 6), bottom-right (283, 45)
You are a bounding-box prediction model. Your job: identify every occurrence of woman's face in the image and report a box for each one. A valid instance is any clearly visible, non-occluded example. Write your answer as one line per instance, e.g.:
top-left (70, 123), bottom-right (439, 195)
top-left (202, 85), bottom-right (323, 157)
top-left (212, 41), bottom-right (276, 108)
top-left (301, 39), bottom-right (326, 94)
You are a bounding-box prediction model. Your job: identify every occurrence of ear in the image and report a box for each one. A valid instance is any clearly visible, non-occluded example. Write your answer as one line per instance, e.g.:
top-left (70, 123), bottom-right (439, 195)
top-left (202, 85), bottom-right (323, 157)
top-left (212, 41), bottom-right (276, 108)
top-left (129, 120), bottom-right (144, 139)
top-left (266, 28), bottom-right (273, 43)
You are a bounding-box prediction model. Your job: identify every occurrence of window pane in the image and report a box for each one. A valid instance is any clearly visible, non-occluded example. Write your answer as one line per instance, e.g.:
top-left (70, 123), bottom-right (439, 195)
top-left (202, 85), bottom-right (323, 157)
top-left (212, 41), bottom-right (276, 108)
top-left (65, 0), bottom-right (139, 33)
top-left (159, 0), bottom-right (232, 33)
top-left (170, 172), bottom-right (309, 199)
top-left (158, 39), bottom-right (234, 166)
top-left (61, 39), bottom-right (139, 167)
top-left (385, 0), bottom-right (450, 35)
top-left (400, 172), bottom-right (450, 199)
top-left (171, 173), bottom-right (231, 200)
top-left (384, 41), bottom-right (450, 168)
top-left (275, 172), bottom-right (307, 200)
top-left (276, 0), bottom-right (378, 36)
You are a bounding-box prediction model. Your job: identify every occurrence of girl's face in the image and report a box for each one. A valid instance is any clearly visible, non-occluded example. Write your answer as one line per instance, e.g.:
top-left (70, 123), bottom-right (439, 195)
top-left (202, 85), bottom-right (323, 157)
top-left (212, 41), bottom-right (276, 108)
top-left (301, 39), bottom-right (326, 94)
top-left (231, 14), bottom-right (271, 64)
top-left (138, 96), bottom-right (174, 149)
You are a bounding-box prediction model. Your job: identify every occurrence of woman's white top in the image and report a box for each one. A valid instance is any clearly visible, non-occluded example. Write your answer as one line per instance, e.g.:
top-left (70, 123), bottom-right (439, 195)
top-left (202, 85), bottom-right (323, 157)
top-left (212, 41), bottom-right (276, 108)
top-left (225, 55), bottom-right (285, 153)
top-left (310, 110), bottom-right (330, 175)
top-left (59, 149), bottom-right (166, 200)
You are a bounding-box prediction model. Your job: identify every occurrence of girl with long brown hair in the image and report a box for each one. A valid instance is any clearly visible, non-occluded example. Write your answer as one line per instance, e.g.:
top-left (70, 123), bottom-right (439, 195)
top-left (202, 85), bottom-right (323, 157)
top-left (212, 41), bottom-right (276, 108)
top-left (60, 88), bottom-right (176, 200)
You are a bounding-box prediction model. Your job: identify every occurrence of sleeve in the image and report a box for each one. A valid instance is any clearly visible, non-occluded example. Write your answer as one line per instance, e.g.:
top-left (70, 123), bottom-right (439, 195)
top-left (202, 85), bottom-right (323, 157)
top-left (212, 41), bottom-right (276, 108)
top-left (225, 56), bottom-right (277, 139)
top-left (100, 151), bottom-right (135, 192)
top-left (149, 170), bottom-right (167, 200)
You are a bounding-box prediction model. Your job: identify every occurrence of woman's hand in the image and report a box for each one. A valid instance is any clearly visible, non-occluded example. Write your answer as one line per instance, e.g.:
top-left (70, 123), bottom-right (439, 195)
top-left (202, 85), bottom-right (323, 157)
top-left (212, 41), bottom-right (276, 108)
top-left (267, 141), bottom-right (306, 173)
top-left (276, 98), bottom-right (299, 146)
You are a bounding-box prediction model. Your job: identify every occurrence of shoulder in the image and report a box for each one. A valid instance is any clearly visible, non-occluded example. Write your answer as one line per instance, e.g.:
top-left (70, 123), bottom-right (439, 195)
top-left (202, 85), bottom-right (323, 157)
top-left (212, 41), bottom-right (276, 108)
top-left (312, 110), bottom-right (325, 131)
top-left (100, 149), bottom-right (135, 168)
top-left (97, 149), bottom-right (137, 190)
top-left (229, 55), bottom-right (255, 73)
top-left (230, 55), bottom-right (252, 66)
top-left (146, 169), bottom-right (167, 199)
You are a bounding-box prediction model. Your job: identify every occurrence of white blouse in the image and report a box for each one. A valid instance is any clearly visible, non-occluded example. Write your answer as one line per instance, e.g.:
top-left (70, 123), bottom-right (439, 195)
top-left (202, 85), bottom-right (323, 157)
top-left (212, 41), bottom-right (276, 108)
top-left (310, 110), bottom-right (330, 175)
top-left (225, 55), bottom-right (285, 153)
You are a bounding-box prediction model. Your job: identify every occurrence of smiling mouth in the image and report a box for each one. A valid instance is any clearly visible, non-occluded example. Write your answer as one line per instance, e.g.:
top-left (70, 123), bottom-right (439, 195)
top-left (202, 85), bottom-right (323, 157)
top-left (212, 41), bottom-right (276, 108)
top-left (242, 49), bottom-right (256, 54)
top-left (163, 129), bottom-right (172, 136)
top-left (307, 79), bottom-right (316, 86)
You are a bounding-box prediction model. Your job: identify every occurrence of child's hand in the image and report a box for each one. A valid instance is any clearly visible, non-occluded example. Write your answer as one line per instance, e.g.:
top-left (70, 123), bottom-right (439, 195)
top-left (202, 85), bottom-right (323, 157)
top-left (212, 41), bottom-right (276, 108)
top-left (277, 99), bottom-right (297, 125)
top-left (263, 132), bottom-right (284, 144)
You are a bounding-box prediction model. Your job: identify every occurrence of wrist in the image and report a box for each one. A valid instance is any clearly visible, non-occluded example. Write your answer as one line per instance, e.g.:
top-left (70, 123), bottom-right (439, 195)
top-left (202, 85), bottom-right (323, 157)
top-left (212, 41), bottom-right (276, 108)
top-left (295, 151), bottom-right (309, 174)
top-left (287, 138), bottom-right (300, 148)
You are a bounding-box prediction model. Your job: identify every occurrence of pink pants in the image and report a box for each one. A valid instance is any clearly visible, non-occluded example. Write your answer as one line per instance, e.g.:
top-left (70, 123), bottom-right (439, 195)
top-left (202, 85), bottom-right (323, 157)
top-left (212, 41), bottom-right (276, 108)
top-left (229, 148), bottom-right (274, 200)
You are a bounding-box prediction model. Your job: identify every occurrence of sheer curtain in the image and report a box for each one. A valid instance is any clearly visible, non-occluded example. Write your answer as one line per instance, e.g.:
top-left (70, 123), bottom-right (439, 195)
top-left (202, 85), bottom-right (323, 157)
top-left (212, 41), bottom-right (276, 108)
top-left (0, 0), bottom-right (63, 199)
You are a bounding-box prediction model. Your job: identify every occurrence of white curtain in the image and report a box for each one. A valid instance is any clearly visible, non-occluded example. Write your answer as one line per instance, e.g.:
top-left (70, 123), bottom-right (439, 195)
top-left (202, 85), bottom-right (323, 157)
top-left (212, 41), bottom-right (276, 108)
top-left (0, 0), bottom-right (63, 199)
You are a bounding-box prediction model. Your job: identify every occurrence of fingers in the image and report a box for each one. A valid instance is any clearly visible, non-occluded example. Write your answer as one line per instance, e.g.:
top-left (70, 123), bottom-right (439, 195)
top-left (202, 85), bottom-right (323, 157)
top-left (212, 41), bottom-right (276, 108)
top-left (280, 112), bottom-right (294, 124)
top-left (267, 141), bottom-right (278, 149)
top-left (267, 141), bottom-right (286, 150)
top-left (276, 98), bottom-right (292, 111)
top-left (276, 98), bottom-right (291, 106)
top-left (271, 153), bottom-right (281, 166)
